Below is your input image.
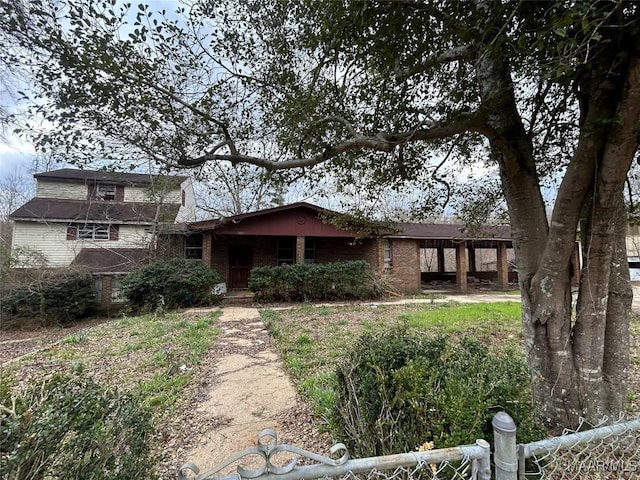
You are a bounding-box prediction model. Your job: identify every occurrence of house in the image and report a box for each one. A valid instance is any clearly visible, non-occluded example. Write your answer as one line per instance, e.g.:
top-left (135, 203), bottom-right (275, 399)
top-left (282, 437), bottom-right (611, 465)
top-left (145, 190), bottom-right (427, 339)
top-left (8, 169), bottom-right (517, 309)
top-left (9, 168), bottom-right (196, 309)
top-left (186, 202), bottom-right (516, 295)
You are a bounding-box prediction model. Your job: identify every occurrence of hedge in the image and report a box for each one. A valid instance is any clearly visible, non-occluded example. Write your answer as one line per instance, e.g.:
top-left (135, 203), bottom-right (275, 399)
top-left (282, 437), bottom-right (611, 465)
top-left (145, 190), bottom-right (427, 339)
top-left (248, 260), bottom-right (384, 301)
top-left (121, 258), bottom-right (220, 312)
top-left (0, 269), bottom-right (95, 326)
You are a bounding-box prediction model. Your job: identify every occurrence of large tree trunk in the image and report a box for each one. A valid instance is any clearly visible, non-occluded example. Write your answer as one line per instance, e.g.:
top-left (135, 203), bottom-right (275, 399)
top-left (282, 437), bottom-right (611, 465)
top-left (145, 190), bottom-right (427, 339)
top-left (475, 11), bottom-right (639, 427)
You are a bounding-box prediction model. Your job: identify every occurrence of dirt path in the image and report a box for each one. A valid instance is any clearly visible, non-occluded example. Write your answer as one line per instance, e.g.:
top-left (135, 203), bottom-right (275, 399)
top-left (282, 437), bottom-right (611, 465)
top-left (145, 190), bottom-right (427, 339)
top-left (178, 306), bottom-right (311, 478)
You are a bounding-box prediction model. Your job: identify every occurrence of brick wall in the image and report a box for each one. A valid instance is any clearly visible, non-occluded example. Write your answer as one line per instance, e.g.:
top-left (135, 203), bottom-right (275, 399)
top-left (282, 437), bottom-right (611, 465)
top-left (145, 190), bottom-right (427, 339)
top-left (315, 237), bottom-right (373, 263)
top-left (388, 239), bottom-right (421, 294)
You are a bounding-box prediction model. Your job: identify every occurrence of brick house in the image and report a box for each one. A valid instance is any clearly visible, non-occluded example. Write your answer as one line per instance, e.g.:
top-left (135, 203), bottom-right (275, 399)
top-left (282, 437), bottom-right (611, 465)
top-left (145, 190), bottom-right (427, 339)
top-left (9, 168), bottom-right (196, 309)
top-left (187, 202), bottom-right (516, 295)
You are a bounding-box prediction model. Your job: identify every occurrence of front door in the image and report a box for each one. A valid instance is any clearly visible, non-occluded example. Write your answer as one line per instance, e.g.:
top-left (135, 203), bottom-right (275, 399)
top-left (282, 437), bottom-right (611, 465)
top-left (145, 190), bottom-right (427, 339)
top-left (229, 245), bottom-right (253, 289)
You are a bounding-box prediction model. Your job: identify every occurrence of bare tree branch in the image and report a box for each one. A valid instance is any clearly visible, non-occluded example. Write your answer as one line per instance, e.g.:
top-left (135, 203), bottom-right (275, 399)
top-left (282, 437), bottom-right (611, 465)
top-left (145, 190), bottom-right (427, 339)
top-left (396, 45), bottom-right (476, 82)
top-left (172, 113), bottom-right (485, 170)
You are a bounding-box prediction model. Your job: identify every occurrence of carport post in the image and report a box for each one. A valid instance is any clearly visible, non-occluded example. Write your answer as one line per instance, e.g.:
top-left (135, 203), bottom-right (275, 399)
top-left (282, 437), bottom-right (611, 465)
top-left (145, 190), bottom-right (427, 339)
top-left (455, 241), bottom-right (468, 291)
top-left (497, 242), bottom-right (509, 289)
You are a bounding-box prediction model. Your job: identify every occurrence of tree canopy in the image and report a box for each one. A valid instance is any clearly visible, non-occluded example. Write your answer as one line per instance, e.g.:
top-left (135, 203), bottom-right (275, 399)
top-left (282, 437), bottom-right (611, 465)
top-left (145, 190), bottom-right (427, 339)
top-left (3, 0), bottom-right (640, 427)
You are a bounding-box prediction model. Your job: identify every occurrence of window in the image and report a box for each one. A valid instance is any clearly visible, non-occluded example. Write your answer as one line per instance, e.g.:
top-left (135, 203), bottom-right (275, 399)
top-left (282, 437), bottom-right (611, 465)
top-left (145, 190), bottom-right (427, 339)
top-left (185, 234), bottom-right (203, 259)
top-left (277, 237), bottom-right (295, 265)
top-left (79, 224), bottom-right (110, 240)
top-left (68, 223), bottom-right (117, 241)
top-left (111, 276), bottom-right (125, 303)
top-left (383, 239), bottom-right (392, 270)
top-left (304, 238), bottom-right (316, 264)
top-left (94, 277), bottom-right (103, 304)
top-left (96, 183), bottom-right (116, 201)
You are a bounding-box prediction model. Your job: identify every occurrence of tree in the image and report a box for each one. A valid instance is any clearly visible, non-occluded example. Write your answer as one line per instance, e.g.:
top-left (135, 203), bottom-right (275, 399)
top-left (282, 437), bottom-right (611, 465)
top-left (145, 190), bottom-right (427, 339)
top-left (2, 0), bottom-right (639, 428)
top-left (0, 166), bottom-right (33, 248)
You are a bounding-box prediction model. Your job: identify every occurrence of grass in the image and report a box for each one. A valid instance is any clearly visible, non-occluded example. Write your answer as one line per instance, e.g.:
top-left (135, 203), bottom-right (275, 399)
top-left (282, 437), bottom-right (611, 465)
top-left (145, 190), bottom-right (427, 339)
top-left (259, 301), bottom-right (578, 429)
top-left (1, 309), bottom-right (222, 417)
top-left (400, 302), bottom-right (523, 342)
top-left (264, 302), bottom-right (640, 431)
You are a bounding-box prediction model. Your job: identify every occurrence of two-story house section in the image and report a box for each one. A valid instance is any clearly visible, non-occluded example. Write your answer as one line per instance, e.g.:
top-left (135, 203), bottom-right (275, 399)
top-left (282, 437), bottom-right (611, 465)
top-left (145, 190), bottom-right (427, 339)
top-left (9, 168), bottom-right (197, 308)
top-left (10, 168), bottom-right (196, 266)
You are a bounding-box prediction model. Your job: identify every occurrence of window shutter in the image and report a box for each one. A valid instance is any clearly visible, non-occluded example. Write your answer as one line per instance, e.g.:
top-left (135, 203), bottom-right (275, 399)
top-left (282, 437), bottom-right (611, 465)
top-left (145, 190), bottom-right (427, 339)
top-left (181, 190), bottom-right (186, 206)
top-left (109, 225), bottom-right (119, 241)
top-left (87, 184), bottom-right (97, 200)
top-left (67, 225), bottom-right (77, 240)
top-left (115, 185), bottom-right (125, 202)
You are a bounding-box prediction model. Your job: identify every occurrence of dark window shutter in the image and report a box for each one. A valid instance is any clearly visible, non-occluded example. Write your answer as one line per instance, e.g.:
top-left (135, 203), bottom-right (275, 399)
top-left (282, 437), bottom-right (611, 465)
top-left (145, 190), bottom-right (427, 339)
top-left (109, 225), bottom-right (119, 241)
top-left (115, 185), bottom-right (125, 202)
top-left (67, 225), bottom-right (77, 240)
top-left (87, 184), bottom-right (97, 200)
top-left (181, 190), bottom-right (186, 206)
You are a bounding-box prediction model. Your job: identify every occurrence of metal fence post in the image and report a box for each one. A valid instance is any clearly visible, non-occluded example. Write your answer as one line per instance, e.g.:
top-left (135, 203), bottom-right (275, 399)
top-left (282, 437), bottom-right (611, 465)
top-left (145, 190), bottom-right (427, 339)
top-left (493, 411), bottom-right (517, 480)
top-left (475, 439), bottom-right (491, 480)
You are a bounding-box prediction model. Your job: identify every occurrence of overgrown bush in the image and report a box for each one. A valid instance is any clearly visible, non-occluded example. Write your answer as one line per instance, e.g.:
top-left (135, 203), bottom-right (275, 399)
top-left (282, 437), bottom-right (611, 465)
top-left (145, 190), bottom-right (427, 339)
top-left (121, 258), bottom-right (220, 312)
top-left (248, 260), bottom-right (384, 301)
top-left (0, 372), bottom-right (156, 479)
top-left (334, 329), bottom-right (544, 457)
top-left (0, 269), bottom-right (95, 326)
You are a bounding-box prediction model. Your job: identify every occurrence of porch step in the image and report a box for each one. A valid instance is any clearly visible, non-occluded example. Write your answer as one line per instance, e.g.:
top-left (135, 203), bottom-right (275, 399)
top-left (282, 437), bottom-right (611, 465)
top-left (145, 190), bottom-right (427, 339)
top-left (222, 292), bottom-right (255, 305)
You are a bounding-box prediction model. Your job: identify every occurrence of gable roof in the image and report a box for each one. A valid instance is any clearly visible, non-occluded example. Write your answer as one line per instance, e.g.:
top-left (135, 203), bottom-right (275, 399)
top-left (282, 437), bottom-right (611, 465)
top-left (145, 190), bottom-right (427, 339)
top-left (10, 198), bottom-right (179, 224)
top-left (188, 202), bottom-right (330, 230)
top-left (71, 248), bottom-right (150, 274)
top-left (187, 202), bottom-right (389, 238)
top-left (188, 202), bottom-right (511, 242)
top-left (34, 168), bottom-right (187, 187)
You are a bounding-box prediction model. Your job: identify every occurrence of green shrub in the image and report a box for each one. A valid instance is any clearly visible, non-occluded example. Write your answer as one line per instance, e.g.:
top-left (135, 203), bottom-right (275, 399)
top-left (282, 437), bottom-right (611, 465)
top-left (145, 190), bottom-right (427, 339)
top-left (248, 260), bottom-right (384, 301)
top-left (0, 269), bottom-right (95, 326)
top-left (334, 329), bottom-right (544, 457)
top-left (0, 372), bottom-right (156, 479)
top-left (121, 258), bottom-right (220, 312)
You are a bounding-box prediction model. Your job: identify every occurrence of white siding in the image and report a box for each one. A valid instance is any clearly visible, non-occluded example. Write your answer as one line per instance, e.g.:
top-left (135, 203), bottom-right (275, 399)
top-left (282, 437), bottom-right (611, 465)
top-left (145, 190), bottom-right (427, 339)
top-left (36, 180), bottom-right (87, 200)
top-left (175, 178), bottom-right (197, 223)
top-left (123, 185), bottom-right (152, 202)
top-left (627, 236), bottom-right (640, 257)
top-left (12, 221), bottom-right (153, 267)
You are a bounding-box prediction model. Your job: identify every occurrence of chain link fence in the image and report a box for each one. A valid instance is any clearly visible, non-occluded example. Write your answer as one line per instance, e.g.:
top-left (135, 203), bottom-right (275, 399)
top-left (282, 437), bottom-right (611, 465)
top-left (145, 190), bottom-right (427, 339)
top-left (179, 415), bottom-right (640, 480)
top-left (519, 416), bottom-right (640, 479)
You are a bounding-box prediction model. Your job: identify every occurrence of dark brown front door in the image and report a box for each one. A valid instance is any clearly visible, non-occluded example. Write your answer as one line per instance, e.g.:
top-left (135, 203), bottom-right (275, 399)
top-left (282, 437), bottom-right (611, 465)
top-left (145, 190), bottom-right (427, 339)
top-left (229, 245), bottom-right (253, 289)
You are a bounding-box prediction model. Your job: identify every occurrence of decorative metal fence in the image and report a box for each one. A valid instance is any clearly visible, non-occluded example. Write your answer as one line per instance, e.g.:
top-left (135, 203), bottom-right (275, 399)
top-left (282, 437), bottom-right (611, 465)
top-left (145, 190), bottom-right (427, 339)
top-left (179, 414), bottom-right (640, 480)
top-left (179, 429), bottom-right (491, 480)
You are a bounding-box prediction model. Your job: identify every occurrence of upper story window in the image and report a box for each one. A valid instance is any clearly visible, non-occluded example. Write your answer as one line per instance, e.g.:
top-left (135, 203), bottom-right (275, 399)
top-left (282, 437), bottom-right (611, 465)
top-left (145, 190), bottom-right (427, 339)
top-left (67, 223), bottom-right (119, 241)
top-left (88, 183), bottom-right (123, 202)
top-left (96, 183), bottom-right (116, 201)
top-left (79, 224), bottom-right (110, 240)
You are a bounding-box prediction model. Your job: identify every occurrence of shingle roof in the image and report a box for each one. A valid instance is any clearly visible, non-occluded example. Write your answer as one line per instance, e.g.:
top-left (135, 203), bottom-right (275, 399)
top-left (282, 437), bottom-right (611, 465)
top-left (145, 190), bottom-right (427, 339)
top-left (393, 223), bottom-right (511, 240)
top-left (34, 168), bottom-right (187, 186)
top-left (71, 248), bottom-right (150, 273)
top-left (188, 201), bottom-right (511, 241)
top-left (10, 198), bottom-right (180, 224)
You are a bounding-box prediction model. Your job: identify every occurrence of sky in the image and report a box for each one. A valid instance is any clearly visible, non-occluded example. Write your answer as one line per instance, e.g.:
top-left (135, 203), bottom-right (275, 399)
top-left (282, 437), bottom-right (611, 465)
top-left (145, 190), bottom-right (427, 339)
top-left (0, 140), bottom-right (36, 179)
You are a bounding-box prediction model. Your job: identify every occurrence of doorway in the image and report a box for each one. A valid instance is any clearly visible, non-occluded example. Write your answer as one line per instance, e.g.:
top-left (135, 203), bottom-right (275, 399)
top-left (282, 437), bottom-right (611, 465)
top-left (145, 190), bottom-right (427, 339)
top-left (229, 244), bottom-right (253, 289)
